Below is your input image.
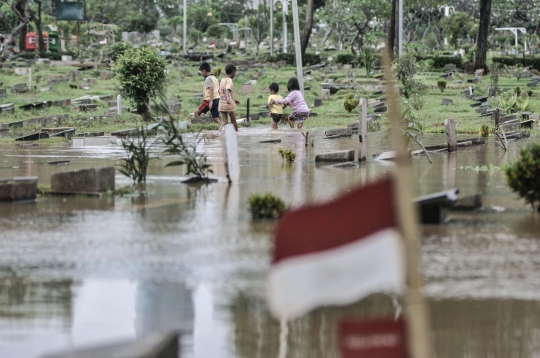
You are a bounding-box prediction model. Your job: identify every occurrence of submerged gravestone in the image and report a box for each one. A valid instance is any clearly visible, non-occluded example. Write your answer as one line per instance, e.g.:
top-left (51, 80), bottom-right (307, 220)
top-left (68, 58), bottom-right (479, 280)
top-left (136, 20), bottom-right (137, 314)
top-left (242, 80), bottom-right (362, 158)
top-left (51, 167), bottom-right (115, 194)
top-left (0, 177), bottom-right (38, 202)
top-left (315, 149), bottom-right (355, 162)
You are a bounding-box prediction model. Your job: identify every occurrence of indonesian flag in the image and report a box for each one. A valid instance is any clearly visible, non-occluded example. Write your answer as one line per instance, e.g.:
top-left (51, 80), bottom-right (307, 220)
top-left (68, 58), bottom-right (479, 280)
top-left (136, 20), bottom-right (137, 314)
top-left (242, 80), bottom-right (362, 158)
top-left (267, 178), bottom-right (405, 320)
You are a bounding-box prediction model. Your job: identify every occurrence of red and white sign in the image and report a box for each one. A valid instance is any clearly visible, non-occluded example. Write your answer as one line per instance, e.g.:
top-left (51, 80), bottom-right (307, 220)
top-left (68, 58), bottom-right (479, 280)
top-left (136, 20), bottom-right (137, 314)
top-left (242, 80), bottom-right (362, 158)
top-left (266, 178), bottom-right (405, 320)
top-left (339, 318), bottom-right (406, 358)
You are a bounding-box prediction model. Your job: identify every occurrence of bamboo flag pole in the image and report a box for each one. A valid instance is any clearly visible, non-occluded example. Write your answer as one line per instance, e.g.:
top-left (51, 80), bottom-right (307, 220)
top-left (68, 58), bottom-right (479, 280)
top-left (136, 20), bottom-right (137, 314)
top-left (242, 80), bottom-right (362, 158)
top-left (381, 50), bottom-right (433, 358)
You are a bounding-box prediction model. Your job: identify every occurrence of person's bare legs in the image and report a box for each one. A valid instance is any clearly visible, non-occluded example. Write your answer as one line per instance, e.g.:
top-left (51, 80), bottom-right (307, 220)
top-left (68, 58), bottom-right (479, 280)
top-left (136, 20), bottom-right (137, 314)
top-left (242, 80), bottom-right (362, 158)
top-left (213, 116), bottom-right (222, 125)
top-left (271, 118), bottom-right (278, 130)
top-left (220, 112), bottom-right (228, 132)
top-left (287, 114), bottom-right (294, 128)
top-left (194, 108), bottom-right (203, 118)
top-left (297, 122), bottom-right (304, 129)
top-left (229, 112), bottom-right (238, 132)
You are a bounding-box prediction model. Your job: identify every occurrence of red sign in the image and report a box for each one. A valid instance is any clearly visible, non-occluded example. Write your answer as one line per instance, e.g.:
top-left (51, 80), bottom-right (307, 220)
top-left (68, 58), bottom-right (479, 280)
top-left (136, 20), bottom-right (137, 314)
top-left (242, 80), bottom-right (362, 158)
top-left (339, 318), bottom-right (406, 358)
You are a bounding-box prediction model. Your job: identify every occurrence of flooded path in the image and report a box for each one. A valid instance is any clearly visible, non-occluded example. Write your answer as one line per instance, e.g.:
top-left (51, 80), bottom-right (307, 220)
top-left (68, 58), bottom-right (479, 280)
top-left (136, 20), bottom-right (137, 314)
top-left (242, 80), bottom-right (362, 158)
top-left (0, 128), bottom-right (539, 357)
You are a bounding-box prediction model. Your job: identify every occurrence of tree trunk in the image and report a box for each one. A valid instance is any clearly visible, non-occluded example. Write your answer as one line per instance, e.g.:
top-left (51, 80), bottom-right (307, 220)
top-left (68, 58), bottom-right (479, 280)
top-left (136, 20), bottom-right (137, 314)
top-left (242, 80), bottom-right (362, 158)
top-left (35, 0), bottom-right (45, 56)
top-left (475, 0), bottom-right (492, 70)
top-left (321, 26), bottom-right (333, 47)
top-left (387, 0), bottom-right (396, 59)
top-left (350, 31), bottom-right (360, 56)
top-left (300, 0), bottom-right (315, 59)
top-left (16, 0), bottom-right (27, 52)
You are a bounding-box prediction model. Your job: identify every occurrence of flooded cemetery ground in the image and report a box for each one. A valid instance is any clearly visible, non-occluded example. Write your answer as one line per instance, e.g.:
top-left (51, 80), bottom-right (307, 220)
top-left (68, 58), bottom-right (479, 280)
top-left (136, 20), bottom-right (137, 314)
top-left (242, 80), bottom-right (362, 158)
top-left (0, 127), bottom-right (540, 357)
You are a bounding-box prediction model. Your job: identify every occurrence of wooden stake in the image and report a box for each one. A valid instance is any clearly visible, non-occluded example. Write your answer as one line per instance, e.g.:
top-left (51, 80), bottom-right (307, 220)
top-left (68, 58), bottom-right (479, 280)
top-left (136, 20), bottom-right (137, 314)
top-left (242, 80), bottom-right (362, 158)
top-left (381, 49), bottom-right (432, 358)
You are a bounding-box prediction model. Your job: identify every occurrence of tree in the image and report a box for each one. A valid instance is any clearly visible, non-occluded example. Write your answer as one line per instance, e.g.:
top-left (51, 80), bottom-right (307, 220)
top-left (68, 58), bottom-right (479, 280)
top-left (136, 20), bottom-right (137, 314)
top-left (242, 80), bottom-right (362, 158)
top-left (475, 0), bottom-right (492, 70)
top-left (300, 0), bottom-right (314, 58)
top-left (316, 0), bottom-right (388, 55)
top-left (387, 0), bottom-right (396, 59)
top-left (113, 47), bottom-right (168, 115)
top-left (439, 12), bottom-right (477, 48)
top-left (0, 0), bottom-right (30, 56)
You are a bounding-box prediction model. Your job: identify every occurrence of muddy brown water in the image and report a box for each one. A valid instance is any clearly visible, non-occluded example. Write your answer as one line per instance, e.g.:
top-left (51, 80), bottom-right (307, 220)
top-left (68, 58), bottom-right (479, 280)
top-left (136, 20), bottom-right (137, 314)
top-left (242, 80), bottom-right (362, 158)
top-left (0, 128), bottom-right (539, 357)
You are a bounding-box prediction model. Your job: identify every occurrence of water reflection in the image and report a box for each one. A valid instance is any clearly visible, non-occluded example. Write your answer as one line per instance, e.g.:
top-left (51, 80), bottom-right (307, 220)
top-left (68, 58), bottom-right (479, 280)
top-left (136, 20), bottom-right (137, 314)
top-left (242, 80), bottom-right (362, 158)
top-left (0, 131), bottom-right (538, 357)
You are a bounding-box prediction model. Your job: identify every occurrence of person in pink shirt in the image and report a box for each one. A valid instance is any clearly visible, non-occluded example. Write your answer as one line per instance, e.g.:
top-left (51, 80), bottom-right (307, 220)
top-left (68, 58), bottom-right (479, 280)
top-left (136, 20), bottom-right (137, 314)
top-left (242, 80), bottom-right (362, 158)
top-left (269, 78), bottom-right (310, 129)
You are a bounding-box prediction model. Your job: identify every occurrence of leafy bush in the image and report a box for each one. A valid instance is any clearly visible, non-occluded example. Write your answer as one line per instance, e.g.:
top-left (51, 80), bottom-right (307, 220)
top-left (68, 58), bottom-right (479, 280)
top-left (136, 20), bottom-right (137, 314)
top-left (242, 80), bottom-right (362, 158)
top-left (248, 193), bottom-right (287, 219)
top-left (394, 53), bottom-right (418, 99)
top-left (437, 79), bottom-right (447, 92)
top-left (504, 143), bottom-right (540, 211)
top-left (492, 57), bottom-right (540, 70)
top-left (266, 52), bottom-right (321, 66)
top-left (336, 53), bottom-right (356, 65)
top-left (479, 124), bottom-right (490, 137)
top-left (358, 47), bottom-right (377, 78)
top-left (499, 93), bottom-right (536, 114)
top-left (411, 93), bottom-right (424, 110)
top-left (417, 56), bottom-right (463, 68)
top-left (278, 148), bottom-right (296, 162)
top-left (214, 67), bottom-right (222, 76)
top-left (106, 41), bottom-right (133, 62)
top-left (343, 92), bottom-right (359, 112)
top-left (515, 86), bottom-right (522, 97)
top-left (113, 46), bottom-right (168, 114)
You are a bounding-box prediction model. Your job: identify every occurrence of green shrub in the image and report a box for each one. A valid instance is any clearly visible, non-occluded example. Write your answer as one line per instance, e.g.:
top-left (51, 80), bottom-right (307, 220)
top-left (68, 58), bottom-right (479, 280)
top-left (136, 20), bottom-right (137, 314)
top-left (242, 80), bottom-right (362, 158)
top-left (343, 92), bottom-right (359, 113)
top-left (492, 57), bottom-right (540, 70)
top-left (417, 56), bottom-right (463, 68)
top-left (479, 124), bottom-right (490, 137)
top-left (248, 193), bottom-right (287, 219)
top-left (113, 46), bottom-right (168, 114)
top-left (266, 52), bottom-right (321, 66)
top-left (358, 47), bottom-right (377, 78)
top-left (278, 148), bottom-right (296, 162)
top-left (336, 53), bottom-right (356, 65)
top-left (437, 79), bottom-right (447, 92)
top-left (394, 53), bottom-right (418, 99)
top-left (504, 143), bottom-right (540, 211)
top-left (214, 67), bottom-right (222, 76)
top-left (106, 41), bottom-right (133, 62)
top-left (515, 86), bottom-right (522, 97)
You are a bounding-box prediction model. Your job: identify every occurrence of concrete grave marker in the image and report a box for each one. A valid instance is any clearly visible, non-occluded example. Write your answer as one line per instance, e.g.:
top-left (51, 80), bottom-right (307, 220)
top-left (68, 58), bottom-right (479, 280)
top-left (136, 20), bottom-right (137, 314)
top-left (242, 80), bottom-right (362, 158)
top-left (0, 177), bottom-right (38, 202)
top-left (50, 167), bottom-right (115, 194)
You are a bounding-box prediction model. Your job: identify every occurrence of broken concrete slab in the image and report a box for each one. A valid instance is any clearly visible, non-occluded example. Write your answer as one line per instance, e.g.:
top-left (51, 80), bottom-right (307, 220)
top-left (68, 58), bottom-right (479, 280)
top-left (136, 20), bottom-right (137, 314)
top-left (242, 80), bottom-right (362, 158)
top-left (15, 132), bottom-right (49, 141)
top-left (451, 193), bottom-right (482, 211)
top-left (0, 177), bottom-right (38, 202)
top-left (414, 188), bottom-right (459, 224)
top-left (315, 149), bottom-right (355, 162)
top-left (330, 162), bottom-right (359, 169)
top-left (43, 331), bottom-right (179, 358)
top-left (50, 167), bottom-right (115, 194)
top-left (259, 139), bottom-right (282, 143)
top-left (72, 136), bottom-right (117, 146)
top-left (325, 128), bottom-right (352, 137)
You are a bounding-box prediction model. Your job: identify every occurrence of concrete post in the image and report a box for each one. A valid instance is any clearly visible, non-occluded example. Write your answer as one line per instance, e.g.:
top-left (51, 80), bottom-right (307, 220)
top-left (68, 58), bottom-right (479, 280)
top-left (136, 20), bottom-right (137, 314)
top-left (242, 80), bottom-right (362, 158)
top-left (445, 118), bottom-right (457, 152)
top-left (28, 68), bottom-right (32, 89)
top-left (291, 0), bottom-right (304, 94)
top-left (358, 98), bottom-right (367, 161)
top-left (117, 94), bottom-right (122, 115)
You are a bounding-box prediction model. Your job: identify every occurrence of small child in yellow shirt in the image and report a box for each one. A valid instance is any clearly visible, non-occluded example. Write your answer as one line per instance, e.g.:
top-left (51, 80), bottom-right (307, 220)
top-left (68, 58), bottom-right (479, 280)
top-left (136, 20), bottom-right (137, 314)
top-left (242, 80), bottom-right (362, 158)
top-left (267, 83), bottom-right (284, 130)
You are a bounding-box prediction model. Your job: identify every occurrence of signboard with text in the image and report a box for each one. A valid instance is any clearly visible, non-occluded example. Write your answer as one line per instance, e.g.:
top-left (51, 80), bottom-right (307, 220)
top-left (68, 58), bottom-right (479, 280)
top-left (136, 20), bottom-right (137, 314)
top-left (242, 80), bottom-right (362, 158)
top-left (339, 318), bottom-right (406, 358)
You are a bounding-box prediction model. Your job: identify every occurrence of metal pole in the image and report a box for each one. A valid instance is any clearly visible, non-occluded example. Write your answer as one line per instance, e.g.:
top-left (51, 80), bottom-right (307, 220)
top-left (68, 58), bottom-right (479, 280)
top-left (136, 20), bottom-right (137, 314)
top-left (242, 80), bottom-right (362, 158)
top-left (183, 0), bottom-right (187, 55)
top-left (270, 1), bottom-right (273, 56)
top-left (398, 0), bottom-right (403, 56)
top-left (283, 2), bottom-right (288, 53)
top-left (291, 0), bottom-right (304, 94)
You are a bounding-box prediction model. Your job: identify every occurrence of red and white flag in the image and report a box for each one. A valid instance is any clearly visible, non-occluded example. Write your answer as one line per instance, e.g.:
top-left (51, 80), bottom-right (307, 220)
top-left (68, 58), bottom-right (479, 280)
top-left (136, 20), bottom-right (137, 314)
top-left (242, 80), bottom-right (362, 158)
top-left (266, 178), bottom-right (405, 320)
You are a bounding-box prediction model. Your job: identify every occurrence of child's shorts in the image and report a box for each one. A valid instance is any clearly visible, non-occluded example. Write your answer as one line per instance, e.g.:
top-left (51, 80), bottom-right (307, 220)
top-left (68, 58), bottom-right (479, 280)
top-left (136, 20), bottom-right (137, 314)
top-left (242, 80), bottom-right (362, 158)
top-left (291, 111), bottom-right (310, 124)
top-left (198, 99), bottom-right (220, 118)
top-left (271, 113), bottom-right (283, 123)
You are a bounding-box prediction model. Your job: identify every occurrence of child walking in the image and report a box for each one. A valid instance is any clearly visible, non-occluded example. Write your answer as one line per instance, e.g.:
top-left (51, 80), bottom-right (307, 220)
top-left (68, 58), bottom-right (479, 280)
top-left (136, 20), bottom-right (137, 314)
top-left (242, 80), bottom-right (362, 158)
top-left (267, 82), bottom-right (284, 130)
top-left (194, 62), bottom-right (221, 126)
top-left (218, 63), bottom-right (241, 132)
top-left (269, 78), bottom-right (309, 129)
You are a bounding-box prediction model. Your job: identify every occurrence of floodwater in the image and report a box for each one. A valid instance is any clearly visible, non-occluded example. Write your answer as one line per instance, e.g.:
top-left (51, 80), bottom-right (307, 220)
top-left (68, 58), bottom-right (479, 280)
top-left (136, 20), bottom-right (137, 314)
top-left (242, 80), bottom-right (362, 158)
top-left (0, 127), bottom-right (539, 357)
